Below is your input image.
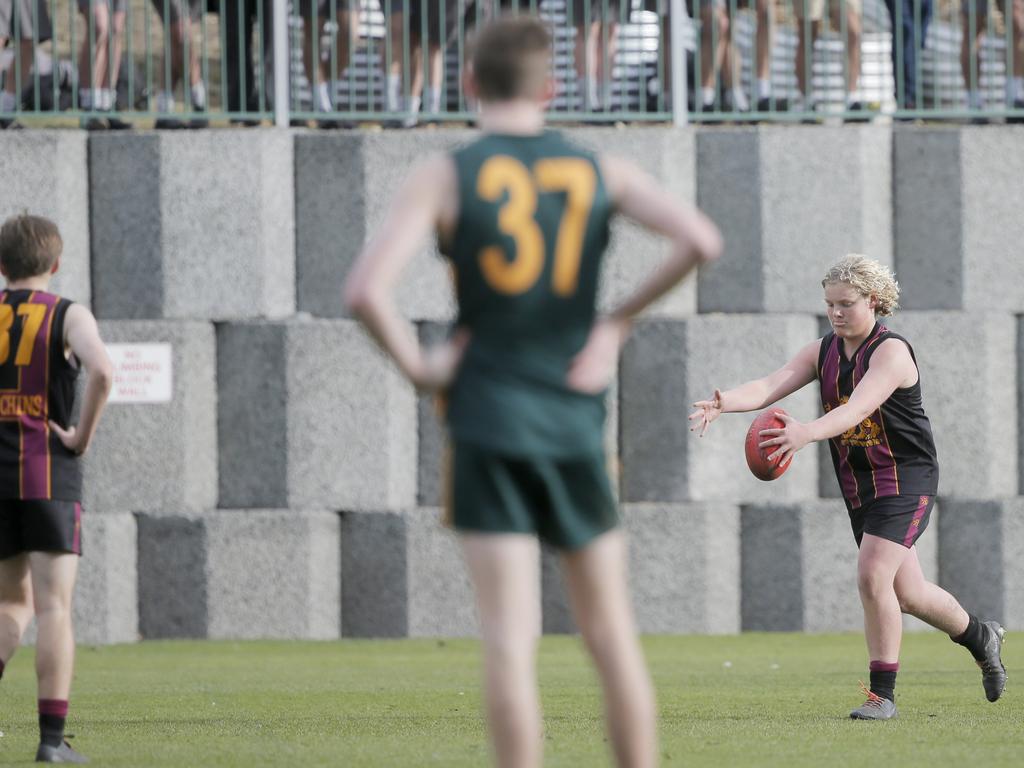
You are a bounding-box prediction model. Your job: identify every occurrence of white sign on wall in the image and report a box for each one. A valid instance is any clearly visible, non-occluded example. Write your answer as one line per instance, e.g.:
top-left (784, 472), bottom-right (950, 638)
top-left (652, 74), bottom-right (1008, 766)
top-left (107, 344), bottom-right (173, 404)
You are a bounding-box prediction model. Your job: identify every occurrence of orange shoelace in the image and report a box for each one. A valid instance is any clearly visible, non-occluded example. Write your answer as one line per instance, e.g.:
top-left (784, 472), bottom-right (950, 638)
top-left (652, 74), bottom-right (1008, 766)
top-left (858, 681), bottom-right (884, 708)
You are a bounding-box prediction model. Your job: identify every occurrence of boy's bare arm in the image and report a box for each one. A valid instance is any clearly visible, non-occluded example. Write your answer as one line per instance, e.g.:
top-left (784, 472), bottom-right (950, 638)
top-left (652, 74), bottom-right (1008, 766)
top-left (50, 303), bottom-right (113, 455)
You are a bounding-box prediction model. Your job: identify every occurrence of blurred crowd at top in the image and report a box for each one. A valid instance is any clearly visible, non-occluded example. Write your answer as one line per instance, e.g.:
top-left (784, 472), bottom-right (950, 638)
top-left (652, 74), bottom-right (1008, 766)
top-left (1, 0), bottom-right (1022, 129)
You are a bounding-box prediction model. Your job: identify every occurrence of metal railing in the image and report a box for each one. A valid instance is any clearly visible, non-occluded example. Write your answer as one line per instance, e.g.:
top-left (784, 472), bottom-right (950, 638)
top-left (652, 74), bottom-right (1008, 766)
top-left (1, 0), bottom-right (1022, 127)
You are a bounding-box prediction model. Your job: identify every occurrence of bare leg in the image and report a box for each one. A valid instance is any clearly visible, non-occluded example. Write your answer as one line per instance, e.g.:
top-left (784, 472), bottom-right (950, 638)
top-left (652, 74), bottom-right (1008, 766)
top-left (561, 531), bottom-right (657, 768)
top-left (461, 535), bottom-right (542, 768)
top-left (78, 5), bottom-right (111, 98)
top-left (795, 20), bottom-right (821, 99)
top-left (0, 554), bottom-right (33, 665)
top-left (755, 0), bottom-right (772, 82)
top-left (893, 546), bottom-right (969, 635)
top-left (857, 534), bottom-right (910, 663)
top-left (30, 553), bottom-right (79, 701)
top-left (960, 17), bottom-right (987, 98)
top-left (843, 6), bottom-right (861, 94)
top-left (700, 6), bottom-right (729, 96)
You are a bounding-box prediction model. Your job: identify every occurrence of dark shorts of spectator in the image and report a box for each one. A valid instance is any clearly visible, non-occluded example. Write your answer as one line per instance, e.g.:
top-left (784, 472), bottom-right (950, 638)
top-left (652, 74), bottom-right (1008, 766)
top-left (74, 0), bottom-right (129, 14)
top-left (0, 0), bottom-right (53, 43)
top-left (147, 0), bottom-right (203, 25)
top-left (570, 0), bottom-right (624, 21)
top-left (962, 0), bottom-right (1010, 19)
top-left (299, 0), bottom-right (356, 20)
top-left (389, 0), bottom-right (462, 41)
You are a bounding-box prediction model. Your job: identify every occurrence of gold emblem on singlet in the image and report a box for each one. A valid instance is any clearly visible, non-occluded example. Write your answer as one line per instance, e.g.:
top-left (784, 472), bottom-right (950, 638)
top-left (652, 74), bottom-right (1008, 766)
top-left (825, 397), bottom-right (882, 448)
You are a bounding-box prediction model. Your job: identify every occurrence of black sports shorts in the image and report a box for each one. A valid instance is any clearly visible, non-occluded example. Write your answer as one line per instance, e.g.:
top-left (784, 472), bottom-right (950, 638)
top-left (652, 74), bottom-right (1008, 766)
top-left (0, 499), bottom-right (82, 559)
top-left (847, 493), bottom-right (934, 549)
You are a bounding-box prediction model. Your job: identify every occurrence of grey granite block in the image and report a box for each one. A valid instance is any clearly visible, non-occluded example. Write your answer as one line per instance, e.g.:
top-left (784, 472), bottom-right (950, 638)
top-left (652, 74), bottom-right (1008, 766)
top-left (74, 512), bottom-right (138, 644)
top-left (697, 126), bottom-right (892, 313)
top-left (83, 321), bottom-right (217, 513)
top-left (620, 315), bottom-right (818, 503)
top-left (894, 127), bottom-right (1024, 311)
top-left (938, 498), bottom-right (1024, 630)
top-left (884, 312), bottom-right (1017, 498)
top-left (0, 131), bottom-right (90, 304)
top-left (90, 131), bottom-right (294, 320)
top-left (742, 501), bottom-right (861, 632)
top-left (138, 510), bottom-right (340, 639)
top-left (341, 510), bottom-right (476, 638)
top-left (218, 319), bottom-right (416, 511)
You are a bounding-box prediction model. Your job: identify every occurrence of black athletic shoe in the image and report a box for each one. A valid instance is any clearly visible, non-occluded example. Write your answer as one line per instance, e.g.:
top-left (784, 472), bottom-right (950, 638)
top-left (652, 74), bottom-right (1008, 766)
top-left (844, 101), bottom-right (871, 123)
top-left (1007, 100), bottom-right (1024, 124)
top-left (154, 117), bottom-right (187, 130)
top-left (756, 96), bottom-right (790, 114)
top-left (978, 620), bottom-right (1007, 702)
top-left (0, 118), bottom-right (23, 130)
top-left (35, 740), bottom-right (89, 763)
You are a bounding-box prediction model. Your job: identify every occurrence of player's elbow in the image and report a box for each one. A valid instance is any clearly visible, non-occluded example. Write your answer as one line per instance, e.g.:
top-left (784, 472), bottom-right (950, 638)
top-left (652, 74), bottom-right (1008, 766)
top-left (343, 277), bottom-right (373, 319)
top-left (93, 359), bottom-right (114, 392)
top-left (695, 225), bottom-right (723, 265)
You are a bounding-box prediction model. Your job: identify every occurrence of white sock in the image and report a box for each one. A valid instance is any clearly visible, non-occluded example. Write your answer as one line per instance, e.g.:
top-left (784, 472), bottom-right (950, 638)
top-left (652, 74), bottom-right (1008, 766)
top-left (387, 73), bottom-right (401, 112)
top-left (757, 79), bottom-right (772, 100)
top-left (1013, 76), bottom-right (1024, 102)
top-left (191, 81), bottom-right (207, 110)
top-left (155, 91), bottom-right (176, 114)
top-left (402, 94), bottom-right (421, 127)
top-left (78, 88), bottom-right (93, 110)
top-left (583, 76), bottom-right (600, 109)
top-left (316, 82), bottom-right (332, 112)
top-left (731, 88), bottom-right (750, 111)
top-left (0, 91), bottom-right (17, 112)
top-left (100, 89), bottom-right (115, 111)
top-left (425, 87), bottom-right (441, 114)
top-left (701, 86), bottom-right (715, 107)
top-left (967, 90), bottom-right (984, 110)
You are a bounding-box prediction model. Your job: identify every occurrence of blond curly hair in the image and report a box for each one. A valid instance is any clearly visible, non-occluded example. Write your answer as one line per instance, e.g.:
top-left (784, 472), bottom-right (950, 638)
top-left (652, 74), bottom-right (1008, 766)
top-left (821, 254), bottom-right (900, 317)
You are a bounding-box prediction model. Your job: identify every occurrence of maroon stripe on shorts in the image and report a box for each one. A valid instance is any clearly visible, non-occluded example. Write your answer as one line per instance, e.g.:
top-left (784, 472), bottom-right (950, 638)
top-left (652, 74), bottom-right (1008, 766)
top-left (903, 496), bottom-right (930, 547)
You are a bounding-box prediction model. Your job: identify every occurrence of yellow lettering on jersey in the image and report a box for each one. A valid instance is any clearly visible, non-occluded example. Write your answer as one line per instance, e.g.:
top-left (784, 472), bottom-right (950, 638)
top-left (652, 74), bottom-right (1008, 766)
top-left (0, 393), bottom-right (44, 417)
top-left (0, 304), bottom-right (12, 364)
top-left (477, 156), bottom-right (545, 295)
top-left (15, 303), bottom-right (47, 366)
top-left (0, 302), bottom-right (46, 367)
top-left (535, 158), bottom-right (596, 297)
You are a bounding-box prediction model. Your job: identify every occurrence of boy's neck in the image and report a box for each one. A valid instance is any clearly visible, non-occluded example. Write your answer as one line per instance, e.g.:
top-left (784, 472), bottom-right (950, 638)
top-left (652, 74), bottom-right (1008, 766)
top-left (4, 275), bottom-right (52, 292)
top-left (478, 100), bottom-right (546, 135)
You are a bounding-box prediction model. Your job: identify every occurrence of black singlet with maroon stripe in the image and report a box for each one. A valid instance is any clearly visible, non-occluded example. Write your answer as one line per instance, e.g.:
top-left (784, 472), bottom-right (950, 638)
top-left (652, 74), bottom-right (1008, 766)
top-left (817, 322), bottom-right (938, 509)
top-left (0, 289), bottom-right (82, 501)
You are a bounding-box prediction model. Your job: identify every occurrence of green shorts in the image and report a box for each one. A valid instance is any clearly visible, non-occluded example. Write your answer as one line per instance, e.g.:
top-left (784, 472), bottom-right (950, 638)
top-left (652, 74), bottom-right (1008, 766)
top-left (447, 442), bottom-right (619, 551)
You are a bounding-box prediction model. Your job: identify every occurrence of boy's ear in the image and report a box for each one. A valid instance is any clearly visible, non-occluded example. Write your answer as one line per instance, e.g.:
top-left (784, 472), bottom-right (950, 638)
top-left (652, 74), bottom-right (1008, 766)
top-left (50, 257), bottom-right (61, 276)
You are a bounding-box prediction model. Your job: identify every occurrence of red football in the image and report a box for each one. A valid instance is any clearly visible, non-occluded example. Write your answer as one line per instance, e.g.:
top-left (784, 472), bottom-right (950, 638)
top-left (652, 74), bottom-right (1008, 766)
top-left (745, 408), bottom-right (793, 481)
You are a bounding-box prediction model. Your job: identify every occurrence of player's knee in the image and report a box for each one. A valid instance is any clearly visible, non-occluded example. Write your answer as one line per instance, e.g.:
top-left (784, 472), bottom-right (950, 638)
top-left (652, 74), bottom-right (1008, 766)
top-left (857, 567), bottom-right (891, 600)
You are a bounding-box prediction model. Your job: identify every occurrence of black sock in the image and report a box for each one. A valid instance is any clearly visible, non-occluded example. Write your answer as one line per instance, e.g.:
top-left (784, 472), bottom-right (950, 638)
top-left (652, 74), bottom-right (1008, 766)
top-left (0, 657), bottom-right (5, 680)
top-left (38, 699), bottom-right (68, 748)
top-left (952, 614), bottom-right (987, 661)
top-left (869, 661), bottom-right (898, 702)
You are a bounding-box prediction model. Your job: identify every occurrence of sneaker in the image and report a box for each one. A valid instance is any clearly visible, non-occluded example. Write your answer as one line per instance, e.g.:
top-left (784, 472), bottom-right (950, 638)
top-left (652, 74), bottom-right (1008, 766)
top-left (35, 740), bottom-right (89, 763)
top-left (844, 101), bottom-right (871, 123)
top-left (1007, 100), bottom-right (1024, 124)
top-left (977, 620), bottom-right (1007, 702)
top-left (756, 96), bottom-right (790, 114)
top-left (0, 118), bottom-right (23, 130)
top-left (849, 683), bottom-right (897, 720)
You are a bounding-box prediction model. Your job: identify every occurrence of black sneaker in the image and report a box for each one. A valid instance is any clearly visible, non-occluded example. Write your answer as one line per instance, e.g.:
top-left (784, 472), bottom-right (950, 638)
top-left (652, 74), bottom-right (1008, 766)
top-left (35, 740), bottom-right (89, 763)
top-left (978, 620), bottom-right (1007, 702)
top-left (756, 96), bottom-right (790, 114)
top-left (0, 118), bottom-right (23, 130)
top-left (1007, 100), bottom-right (1024, 124)
top-left (844, 101), bottom-right (871, 123)
top-left (154, 117), bottom-right (187, 130)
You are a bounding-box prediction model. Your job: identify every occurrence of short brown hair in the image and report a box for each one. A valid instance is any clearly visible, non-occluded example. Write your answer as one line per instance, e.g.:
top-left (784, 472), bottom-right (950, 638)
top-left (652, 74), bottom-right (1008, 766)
top-left (472, 17), bottom-right (552, 102)
top-left (0, 214), bottom-right (63, 281)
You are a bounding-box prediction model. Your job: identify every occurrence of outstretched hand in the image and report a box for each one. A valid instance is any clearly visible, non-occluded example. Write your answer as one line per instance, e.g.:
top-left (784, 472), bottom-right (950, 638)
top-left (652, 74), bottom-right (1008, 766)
top-left (688, 389), bottom-right (724, 437)
top-left (757, 412), bottom-right (811, 465)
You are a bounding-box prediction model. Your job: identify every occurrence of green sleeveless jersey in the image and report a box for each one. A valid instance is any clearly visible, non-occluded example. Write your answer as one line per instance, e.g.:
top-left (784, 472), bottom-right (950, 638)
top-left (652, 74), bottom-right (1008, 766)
top-left (443, 130), bottom-right (613, 457)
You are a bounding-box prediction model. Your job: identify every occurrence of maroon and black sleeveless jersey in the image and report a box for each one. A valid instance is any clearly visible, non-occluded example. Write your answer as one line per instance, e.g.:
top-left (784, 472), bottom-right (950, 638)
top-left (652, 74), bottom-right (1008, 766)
top-left (0, 289), bottom-right (82, 501)
top-left (817, 322), bottom-right (938, 509)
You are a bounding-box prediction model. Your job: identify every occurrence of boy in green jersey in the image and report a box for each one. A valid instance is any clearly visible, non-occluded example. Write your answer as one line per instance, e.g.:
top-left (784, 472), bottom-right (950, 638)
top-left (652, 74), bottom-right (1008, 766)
top-left (346, 16), bottom-right (722, 768)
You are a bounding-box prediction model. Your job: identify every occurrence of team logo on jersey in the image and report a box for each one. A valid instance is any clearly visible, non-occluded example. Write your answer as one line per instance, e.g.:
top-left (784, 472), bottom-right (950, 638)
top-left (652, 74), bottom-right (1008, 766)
top-left (0, 393), bottom-right (45, 418)
top-left (825, 397), bottom-right (882, 448)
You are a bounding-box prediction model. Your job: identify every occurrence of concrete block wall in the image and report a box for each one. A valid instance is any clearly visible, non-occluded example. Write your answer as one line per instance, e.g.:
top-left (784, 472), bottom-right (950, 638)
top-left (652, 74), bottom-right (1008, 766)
top-left (2, 124), bottom-right (1021, 644)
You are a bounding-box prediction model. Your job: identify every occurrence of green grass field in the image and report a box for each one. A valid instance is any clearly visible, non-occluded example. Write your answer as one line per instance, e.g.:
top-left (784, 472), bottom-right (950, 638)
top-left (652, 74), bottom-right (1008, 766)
top-left (0, 632), bottom-right (1021, 766)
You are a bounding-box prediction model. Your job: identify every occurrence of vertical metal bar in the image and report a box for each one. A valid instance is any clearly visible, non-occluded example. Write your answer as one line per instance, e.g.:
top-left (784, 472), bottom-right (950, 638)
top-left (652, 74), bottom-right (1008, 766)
top-left (669, 0), bottom-right (687, 126)
top-left (274, 0), bottom-right (289, 124)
